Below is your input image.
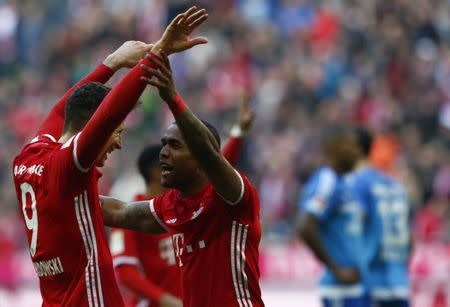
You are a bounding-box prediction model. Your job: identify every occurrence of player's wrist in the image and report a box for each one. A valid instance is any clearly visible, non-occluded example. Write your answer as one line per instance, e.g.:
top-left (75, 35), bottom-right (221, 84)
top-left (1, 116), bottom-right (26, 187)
top-left (103, 54), bottom-right (122, 71)
top-left (167, 92), bottom-right (187, 116)
top-left (230, 125), bottom-right (246, 138)
top-left (151, 41), bottom-right (164, 57)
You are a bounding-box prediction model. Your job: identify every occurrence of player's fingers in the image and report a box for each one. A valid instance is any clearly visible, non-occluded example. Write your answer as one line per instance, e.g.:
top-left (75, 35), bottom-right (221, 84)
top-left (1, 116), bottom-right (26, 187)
top-left (185, 8), bottom-right (206, 26)
top-left (186, 37), bottom-right (208, 49)
top-left (169, 13), bottom-right (184, 27)
top-left (143, 44), bottom-right (154, 52)
top-left (160, 51), bottom-right (172, 74)
top-left (141, 77), bottom-right (165, 89)
top-left (241, 92), bottom-right (250, 110)
top-left (188, 13), bottom-right (208, 30)
top-left (141, 65), bottom-right (169, 84)
top-left (147, 55), bottom-right (172, 78)
top-left (146, 54), bottom-right (164, 68)
top-left (179, 6), bottom-right (198, 24)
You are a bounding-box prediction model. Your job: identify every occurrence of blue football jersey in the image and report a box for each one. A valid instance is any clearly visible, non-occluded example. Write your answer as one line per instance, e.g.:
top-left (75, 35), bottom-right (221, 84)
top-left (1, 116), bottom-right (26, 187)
top-left (300, 166), bottom-right (365, 299)
top-left (351, 166), bottom-right (410, 300)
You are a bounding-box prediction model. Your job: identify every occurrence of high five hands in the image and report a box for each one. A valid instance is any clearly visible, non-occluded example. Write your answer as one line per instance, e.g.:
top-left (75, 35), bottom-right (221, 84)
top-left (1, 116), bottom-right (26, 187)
top-left (153, 6), bottom-right (208, 55)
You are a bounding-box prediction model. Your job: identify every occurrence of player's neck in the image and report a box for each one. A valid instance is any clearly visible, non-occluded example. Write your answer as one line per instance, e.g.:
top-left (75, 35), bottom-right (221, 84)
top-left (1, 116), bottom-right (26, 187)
top-left (146, 182), bottom-right (166, 198)
top-left (356, 158), bottom-right (371, 169)
top-left (178, 177), bottom-right (209, 198)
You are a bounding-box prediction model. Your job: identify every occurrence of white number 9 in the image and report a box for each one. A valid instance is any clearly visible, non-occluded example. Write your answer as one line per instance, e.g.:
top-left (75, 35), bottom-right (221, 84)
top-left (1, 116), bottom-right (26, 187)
top-left (20, 182), bottom-right (38, 257)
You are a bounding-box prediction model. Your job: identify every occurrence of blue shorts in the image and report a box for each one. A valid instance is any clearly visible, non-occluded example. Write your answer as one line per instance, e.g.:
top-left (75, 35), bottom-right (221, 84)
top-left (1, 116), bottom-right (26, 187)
top-left (322, 296), bottom-right (368, 307)
top-left (373, 299), bottom-right (409, 307)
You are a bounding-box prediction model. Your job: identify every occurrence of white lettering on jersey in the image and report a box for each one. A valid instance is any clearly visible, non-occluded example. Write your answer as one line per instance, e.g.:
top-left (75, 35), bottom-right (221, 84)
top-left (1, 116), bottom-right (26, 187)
top-left (191, 204), bottom-right (204, 220)
top-left (33, 257), bottom-right (64, 277)
top-left (172, 233), bottom-right (184, 267)
top-left (166, 218), bottom-right (177, 224)
top-left (14, 164), bottom-right (44, 177)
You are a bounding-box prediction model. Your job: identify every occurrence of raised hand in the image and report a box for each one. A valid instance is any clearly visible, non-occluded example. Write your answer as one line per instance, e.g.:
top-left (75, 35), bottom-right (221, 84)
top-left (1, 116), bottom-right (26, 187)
top-left (141, 51), bottom-right (177, 102)
top-left (153, 6), bottom-right (208, 55)
top-left (238, 91), bottom-right (255, 133)
top-left (103, 41), bottom-right (153, 71)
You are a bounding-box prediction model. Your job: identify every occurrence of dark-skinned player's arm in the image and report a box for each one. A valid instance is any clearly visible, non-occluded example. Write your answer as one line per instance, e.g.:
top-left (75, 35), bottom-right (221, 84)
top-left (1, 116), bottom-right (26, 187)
top-left (100, 197), bottom-right (167, 233)
top-left (221, 92), bottom-right (254, 165)
top-left (99, 6), bottom-right (208, 230)
top-left (297, 213), bottom-right (358, 284)
top-left (75, 6), bottom-right (208, 171)
top-left (35, 41), bottom-right (152, 139)
top-left (141, 53), bottom-right (244, 205)
top-left (296, 170), bottom-right (360, 284)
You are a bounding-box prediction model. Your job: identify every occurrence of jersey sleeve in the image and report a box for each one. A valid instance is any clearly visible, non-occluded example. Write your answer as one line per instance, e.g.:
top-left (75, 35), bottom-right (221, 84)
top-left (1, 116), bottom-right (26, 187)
top-left (148, 197), bottom-right (170, 231)
top-left (222, 170), bottom-right (260, 222)
top-left (221, 136), bottom-right (244, 166)
top-left (110, 228), bottom-right (140, 268)
top-left (36, 64), bottom-right (114, 140)
top-left (300, 168), bottom-right (338, 221)
top-left (74, 54), bottom-right (158, 172)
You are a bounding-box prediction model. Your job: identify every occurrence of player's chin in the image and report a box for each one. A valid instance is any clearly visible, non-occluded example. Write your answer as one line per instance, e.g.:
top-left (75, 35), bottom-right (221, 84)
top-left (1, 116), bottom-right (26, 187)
top-left (160, 176), bottom-right (175, 188)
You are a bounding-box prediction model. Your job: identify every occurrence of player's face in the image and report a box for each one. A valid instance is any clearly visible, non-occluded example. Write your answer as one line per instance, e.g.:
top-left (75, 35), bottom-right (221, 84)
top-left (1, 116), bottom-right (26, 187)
top-left (159, 124), bottom-right (200, 189)
top-left (96, 123), bottom-right (124, 167)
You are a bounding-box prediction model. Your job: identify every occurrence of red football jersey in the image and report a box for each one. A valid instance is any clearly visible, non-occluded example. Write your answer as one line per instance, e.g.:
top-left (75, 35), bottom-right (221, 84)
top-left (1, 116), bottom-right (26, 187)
top-left (13, 134), bottom-right (124, 307)
top-left (150, 171), bottom-right (265, 307)
top-left (110, 194), bottom-right (181, 307)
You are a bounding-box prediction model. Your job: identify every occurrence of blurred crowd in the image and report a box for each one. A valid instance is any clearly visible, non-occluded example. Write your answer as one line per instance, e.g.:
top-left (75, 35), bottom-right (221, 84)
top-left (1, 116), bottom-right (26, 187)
top-left (1, 0), bottom-right (450, 294)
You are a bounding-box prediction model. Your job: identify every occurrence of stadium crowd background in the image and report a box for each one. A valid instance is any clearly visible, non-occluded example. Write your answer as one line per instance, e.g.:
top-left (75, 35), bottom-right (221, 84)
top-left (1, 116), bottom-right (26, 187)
top-left (0, 0), bottom-right (449, 306)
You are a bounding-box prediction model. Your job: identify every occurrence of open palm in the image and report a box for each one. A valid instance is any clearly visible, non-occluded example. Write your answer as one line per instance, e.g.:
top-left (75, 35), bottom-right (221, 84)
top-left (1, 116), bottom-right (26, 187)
top-left (155, 6), bottom-right (208, 55)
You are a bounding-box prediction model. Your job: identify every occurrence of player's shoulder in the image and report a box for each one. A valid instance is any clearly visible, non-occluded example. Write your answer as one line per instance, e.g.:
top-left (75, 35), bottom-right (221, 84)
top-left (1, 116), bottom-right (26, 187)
top-left (17, 134), bottom-right (59, 155)
top-left (311, 166), bottom-right (338, 188)
top-left (14, 134), bottom-right (60, 169)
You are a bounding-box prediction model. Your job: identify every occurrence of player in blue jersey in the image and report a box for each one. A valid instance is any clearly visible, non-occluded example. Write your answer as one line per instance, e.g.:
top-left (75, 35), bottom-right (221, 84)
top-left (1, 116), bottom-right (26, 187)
top-left (351, 128), bottom-right (412, 307)
top-left (297, 127), bottom-right (367, 307)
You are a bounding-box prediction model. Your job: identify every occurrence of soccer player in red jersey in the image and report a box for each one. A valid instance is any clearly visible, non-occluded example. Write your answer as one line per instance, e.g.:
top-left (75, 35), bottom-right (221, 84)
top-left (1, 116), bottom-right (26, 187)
top-left (101, 54), bottom-right (265, 306)
top-left (12, 7), bottom-right (208, 307)
top-left (110, 96), bottom-right (255, 307)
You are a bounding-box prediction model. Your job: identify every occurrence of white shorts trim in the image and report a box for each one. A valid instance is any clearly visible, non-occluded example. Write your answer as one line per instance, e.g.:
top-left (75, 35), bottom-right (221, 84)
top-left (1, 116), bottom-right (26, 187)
top-left (319, 284), bottom-right (364, 299)
top-left (372, 287), bottom-right (410, 299)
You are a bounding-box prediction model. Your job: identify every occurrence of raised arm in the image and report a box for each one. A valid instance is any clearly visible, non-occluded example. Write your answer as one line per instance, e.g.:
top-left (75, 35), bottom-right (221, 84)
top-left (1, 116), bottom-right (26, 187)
top-left (142, 53), bottom-right (243, 204)
top-left (36, 42), bottom-right (152, 139)
top-left (100, 196), bottom-right (166, 233)
top-left (75, 7), bottom-right (208, 171)
top-left (222, 92), bottom-right (254, 165)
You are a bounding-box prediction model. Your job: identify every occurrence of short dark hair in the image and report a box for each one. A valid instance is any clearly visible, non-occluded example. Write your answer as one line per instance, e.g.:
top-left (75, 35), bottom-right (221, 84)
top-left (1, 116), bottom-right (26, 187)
top-left (172, 119), bottom-right (221, 148)
top-left (355, 126), bottom-right (373, 156)
top-left (137, 144), bottom-right (162, 184)
top-left (63, 82), bottom-right (111, 133)
top-left (201, 120), bottom-right (221, 148)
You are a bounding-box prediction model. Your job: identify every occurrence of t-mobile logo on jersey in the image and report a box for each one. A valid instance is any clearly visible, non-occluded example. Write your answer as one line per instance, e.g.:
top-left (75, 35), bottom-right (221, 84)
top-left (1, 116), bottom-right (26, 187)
top-left (172, 233), bottom-right (184, 267)
top-left (172, 233), bottom-right (207, 267)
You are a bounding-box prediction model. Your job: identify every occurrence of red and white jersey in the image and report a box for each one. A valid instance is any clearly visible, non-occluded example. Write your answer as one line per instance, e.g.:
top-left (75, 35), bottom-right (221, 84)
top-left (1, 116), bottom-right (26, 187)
top-left (13, 134), bottom-right (124, 307)
top-left (110, 194), bottom-right (181, 307)
top-left (150, 171), bottom-right (265, 307)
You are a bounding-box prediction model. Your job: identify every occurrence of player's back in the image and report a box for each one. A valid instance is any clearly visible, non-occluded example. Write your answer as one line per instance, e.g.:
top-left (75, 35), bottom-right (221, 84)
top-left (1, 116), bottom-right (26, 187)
top-left (351, 166), bottom-right (410, 299)
top-left (13, 135), bottom-right (123, 307)
top-left (301, 167), bottom-right (365, 287)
